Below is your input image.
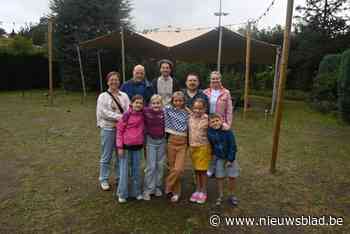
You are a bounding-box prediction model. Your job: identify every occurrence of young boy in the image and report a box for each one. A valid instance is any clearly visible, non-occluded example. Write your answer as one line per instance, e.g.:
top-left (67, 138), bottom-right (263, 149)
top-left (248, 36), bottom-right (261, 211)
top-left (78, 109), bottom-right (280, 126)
top-left (207, 113), bottom-right (239, 206)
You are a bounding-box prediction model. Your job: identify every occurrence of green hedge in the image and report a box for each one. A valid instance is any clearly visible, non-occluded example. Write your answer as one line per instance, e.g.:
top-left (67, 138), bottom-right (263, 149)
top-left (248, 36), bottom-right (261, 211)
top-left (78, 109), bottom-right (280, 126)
top-left (338, 49), bottom-right (350, 123)
top-left (0, 36), bottom-right (60, 91)
top-left (0, 51), bottom-right (60, 90)
top-left (311, 54), bottom-right (341, 113)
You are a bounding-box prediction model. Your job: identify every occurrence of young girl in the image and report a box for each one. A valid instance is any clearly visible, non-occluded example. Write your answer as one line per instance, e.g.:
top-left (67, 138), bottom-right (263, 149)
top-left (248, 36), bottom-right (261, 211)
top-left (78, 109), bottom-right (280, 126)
top-left (188, 98), bottom-right (211, 204)
top-left (116, 95), bottom-right (145, 203)
top-left (164, 91), bottom-right (189, 202)
top-left (143, 95), bottom-right (166, 201)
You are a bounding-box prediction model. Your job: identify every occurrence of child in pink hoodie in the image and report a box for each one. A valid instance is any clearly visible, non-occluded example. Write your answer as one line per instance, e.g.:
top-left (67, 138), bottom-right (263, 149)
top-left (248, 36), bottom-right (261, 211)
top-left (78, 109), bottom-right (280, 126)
top-left (116, 95), bottom-right (145, 203)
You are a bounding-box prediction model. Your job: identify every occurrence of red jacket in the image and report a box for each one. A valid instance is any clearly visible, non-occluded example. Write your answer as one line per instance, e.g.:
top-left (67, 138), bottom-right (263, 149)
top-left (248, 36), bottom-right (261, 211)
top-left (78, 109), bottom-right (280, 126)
top-left (116, 106), bottom-right (145, 149)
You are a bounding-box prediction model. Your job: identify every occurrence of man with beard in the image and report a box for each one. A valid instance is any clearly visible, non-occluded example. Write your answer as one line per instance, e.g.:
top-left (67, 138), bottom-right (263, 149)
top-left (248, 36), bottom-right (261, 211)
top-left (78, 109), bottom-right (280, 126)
top-left (152, 59), bottom-right (179, 106)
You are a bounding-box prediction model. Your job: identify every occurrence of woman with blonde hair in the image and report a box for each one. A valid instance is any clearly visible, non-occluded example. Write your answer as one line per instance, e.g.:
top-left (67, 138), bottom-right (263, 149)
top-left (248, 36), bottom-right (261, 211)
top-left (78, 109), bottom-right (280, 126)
top-left (204, 71), bottom-right (233, 177)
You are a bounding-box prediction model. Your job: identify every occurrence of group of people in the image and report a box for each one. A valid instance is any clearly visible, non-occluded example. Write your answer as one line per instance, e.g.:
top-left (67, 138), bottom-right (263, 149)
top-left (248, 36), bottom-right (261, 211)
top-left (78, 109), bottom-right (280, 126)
top-left (96, 59), bottom-right (239, 206)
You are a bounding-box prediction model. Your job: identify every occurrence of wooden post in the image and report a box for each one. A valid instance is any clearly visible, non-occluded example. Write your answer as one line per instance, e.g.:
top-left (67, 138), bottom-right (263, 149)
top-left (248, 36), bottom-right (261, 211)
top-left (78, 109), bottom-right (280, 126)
top-left (243, 21), bottom-right (252, 119)
top-left (97, 50), bottom-right (103, 92)
top-left (270, 47), bottom-right (281, 114)
top-left (76, 45), bottom-right (87, 103)
top-left (48, 18), bottom-right (53, 105)
top-left (270, 0), bottom-right (294, 174)
top-left (120, 27), bottom-right (126, 83)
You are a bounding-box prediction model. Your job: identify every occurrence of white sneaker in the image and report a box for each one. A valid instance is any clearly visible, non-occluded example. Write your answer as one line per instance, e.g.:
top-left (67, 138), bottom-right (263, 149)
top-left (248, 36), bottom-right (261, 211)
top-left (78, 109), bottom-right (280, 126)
top-left (118, 197), bottom-right (127, 203)
top-left (155, 189), bottom-right (163, 197)
top-left (143, 193), bottom-right (151, 201)
top-left (170, 194), bottom-right (179, 202)
top-left (206, 170), bottom-right (213, 177)
top-left (136, 195), bottom-right (143, 201)
top-left (100, 182), bottom-right (110, 191)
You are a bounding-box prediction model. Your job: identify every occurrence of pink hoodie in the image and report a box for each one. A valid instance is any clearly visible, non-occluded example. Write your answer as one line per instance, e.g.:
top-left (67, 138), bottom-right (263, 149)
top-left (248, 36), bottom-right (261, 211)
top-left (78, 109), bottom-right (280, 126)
top-left (116, 106), bottom-right (145, 149)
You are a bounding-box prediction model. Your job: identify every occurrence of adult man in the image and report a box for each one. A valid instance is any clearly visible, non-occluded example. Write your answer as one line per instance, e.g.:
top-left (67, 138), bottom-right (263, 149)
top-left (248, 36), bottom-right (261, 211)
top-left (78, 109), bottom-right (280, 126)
top-left (121, 65), bottom-right (154, 104)
top-left (183, 73), bottom-right (209, 112)
top-left (152, 59), bottom-right (179, 106)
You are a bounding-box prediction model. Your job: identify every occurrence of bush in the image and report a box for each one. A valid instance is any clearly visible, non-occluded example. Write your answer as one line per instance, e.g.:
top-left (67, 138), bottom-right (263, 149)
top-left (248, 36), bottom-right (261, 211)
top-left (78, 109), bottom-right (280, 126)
top-left (310, 54), bottom-right (341, 113)
top-left (0, 37), bottom-right (60, 90)
top-left (318, 54), bottom-right (342, 74)
top-left (221, 71), bottom-right (243, 91)
top-left (338, 49), bottom-right (350, 123)
top-left (254, 69), bottom-right (275, 91)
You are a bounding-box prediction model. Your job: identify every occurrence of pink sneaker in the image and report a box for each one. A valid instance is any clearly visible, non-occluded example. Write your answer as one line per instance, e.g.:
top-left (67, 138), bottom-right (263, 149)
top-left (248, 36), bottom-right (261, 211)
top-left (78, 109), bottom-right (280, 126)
top-left (197, 193), bottom-right (207, 204)
top-left (189, 192), bottom-right (200, 202)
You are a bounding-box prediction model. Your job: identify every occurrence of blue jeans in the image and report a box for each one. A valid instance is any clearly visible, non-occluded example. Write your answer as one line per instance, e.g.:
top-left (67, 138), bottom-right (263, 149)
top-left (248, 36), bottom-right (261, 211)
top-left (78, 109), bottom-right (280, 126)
top-left (99, 128), bottom-right (119, 183)
top-left (143, 136), bottom-right (166, 194)
top-left (117, 149), bottom-right (142, 199)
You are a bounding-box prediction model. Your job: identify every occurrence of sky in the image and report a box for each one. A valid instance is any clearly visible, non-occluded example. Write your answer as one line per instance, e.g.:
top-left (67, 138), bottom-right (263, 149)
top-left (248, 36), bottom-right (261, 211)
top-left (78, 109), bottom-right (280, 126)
top-left (0, 0), bottom-right (306, 33)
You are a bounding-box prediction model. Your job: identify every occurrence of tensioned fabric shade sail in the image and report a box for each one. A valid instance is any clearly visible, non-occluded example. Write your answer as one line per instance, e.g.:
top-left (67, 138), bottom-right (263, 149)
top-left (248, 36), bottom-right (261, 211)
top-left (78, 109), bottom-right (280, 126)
top-left (79, 27), bottom-right (279, 64)
top-left (79, 30), bottom-right (170, 58)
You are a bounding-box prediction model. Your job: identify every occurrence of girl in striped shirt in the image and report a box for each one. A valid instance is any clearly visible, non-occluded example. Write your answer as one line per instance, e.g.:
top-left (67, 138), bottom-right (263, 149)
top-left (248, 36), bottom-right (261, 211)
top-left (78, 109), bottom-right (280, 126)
top-left (164, 91), bottom-right (189, 202)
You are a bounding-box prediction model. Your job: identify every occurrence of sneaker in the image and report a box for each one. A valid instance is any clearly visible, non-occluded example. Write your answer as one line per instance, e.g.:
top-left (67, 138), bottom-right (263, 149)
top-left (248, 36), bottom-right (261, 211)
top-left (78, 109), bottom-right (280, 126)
top-left (143, 193), bottom-right (151, 201)
top-left (215, 196), bottom-right (223, 206)
top-left (118, 197), bottom-right (127, 203)
top-left (100, 182), bottom-right (110, 191)
top-left (196, 193), bottom-right (207, 204)
top-left (206, 170), bottom-right (215, 178)
top-left (136, 195), bottom-right (143, 201)
top-left (155, 188), bottom-right (163, 197)
top-left (228, 196), bottom-right (239, 206)
top-left (170, 194), bottom-right (179, 202)
top-left (189, 192), bottom-right (200, 202)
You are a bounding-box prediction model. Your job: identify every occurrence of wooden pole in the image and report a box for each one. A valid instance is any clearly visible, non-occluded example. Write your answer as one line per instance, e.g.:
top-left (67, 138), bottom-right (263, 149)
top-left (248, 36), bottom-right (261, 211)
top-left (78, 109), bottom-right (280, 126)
top-left (270, 0), bottom-right (294, 174)
top-left (76, 45), bottom-right (87, 103)
top-left (217, 25), bottom-right (223, 72)
top-left (243, 21), bottom-right (252, 119)
top-left (270, 47), bottom-right (281, 114)
top-left (120, 27), bottom-right (126, 83)
top-left (97, 50), bottom-right (103, 92)
top-left (48, 18), bottom-right (53, 105)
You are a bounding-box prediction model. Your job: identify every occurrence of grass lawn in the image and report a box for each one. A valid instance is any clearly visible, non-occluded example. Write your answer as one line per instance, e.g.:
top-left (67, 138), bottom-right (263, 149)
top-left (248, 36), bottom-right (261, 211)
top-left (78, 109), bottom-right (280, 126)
top-left (0, 91), bottom-right (349, 234)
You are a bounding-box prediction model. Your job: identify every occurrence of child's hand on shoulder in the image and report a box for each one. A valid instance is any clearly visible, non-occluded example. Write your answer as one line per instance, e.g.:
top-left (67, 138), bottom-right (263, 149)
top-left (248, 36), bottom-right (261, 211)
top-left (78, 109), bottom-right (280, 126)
top-left (222, 122), bottom-right (231, 130)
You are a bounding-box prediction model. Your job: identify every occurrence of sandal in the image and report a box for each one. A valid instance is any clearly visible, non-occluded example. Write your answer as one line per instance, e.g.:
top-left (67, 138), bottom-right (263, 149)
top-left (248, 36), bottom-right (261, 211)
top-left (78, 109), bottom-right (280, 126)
top-left (228, 196), bottom-right (239, 206)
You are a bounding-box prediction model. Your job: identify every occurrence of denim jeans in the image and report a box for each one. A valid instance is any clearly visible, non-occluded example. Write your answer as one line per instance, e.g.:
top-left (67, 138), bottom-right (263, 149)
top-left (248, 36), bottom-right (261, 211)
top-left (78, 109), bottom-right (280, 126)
top-left (99, 128), bottom-right (119, 183)
top-left (143, 136), bottom-right (166, 195)
top-left (117, 149), bottom-right (142, 199)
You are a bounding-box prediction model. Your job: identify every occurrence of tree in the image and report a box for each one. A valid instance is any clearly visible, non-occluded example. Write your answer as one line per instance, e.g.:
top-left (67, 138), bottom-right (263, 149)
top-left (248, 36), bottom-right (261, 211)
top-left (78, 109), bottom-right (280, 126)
top-left (288, 0), bottom-right (350, 91)
top-left (49, 0), bottom-right (133, 90)
top-left (18, 17), bottom-right (49, 46)
top-left (0, 27), bottom-right (6, 37)
top-left (295, 0), bottom-right (349, 37)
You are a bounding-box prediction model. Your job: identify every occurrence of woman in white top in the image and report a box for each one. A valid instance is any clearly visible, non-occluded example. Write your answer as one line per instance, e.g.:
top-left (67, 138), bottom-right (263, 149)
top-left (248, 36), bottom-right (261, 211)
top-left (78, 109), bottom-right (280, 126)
top-left (96, 71), bottom-right (130, 191)
top-left (203, 71), bottom-right (233, 177)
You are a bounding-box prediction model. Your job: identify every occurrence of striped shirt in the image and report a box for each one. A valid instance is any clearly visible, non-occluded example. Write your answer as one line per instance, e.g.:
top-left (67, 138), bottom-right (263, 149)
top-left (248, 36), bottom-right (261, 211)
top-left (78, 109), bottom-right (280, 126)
top-left (164, 106), bottom-right (189, 136)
